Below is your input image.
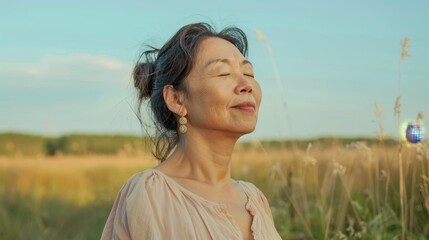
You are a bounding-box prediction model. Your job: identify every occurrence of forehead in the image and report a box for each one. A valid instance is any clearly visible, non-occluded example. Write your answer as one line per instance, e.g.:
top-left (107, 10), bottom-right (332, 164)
top-left (195, 37), bottom-right (246, 66)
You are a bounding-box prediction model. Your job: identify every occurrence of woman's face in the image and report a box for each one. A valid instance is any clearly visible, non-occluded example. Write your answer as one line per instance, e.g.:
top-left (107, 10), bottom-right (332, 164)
top-left (182, 37), bottom-right (262, 137)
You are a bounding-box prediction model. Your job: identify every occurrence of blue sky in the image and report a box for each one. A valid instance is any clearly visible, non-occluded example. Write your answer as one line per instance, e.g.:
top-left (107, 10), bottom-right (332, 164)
top-left (1, 0), bottom-right (428, 140)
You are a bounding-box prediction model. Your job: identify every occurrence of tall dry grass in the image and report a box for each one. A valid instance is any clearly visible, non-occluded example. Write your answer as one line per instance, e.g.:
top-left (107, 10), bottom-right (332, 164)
top-left (237, 140), bottom-right (429, 239)
top-left (251, 29), bottom-right (428, 239)
top-left (0, 139), bottom-right (428, 239)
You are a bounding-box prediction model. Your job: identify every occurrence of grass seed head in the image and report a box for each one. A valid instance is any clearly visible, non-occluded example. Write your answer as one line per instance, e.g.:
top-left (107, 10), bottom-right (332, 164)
top-left (333, 162), bottom-right (346, 175)
top-left (417, 112), bottom-right (424, 123)
top-left (374, 102), bottom-right (382, 118)
top-left (394, 96), bottom-right (401, 117)
top-left (254, 29), bottom-right (265, 42)
top-left (346, 142), bottom-right (372, 158)
top-left (400, 36), bottom-right (410, 61)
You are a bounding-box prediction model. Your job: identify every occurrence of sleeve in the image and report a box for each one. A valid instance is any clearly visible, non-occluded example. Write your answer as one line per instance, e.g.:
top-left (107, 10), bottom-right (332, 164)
top-left (255, 187), bottom-right (275, 223)
top-left (100, 173), bottom-right (157, 240)
top-left (101, 180), bottom-right (133, 240)
top-left (243, 181), bottom-right (275, 223)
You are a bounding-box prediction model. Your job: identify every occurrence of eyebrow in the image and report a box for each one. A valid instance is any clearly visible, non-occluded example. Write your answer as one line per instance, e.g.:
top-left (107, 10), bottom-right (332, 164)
top-left (203, 58), bottom-right (253, 69)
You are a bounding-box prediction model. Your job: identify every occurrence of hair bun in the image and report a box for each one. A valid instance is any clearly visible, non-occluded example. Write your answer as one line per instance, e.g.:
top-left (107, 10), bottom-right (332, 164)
top-left (133, 60), bottom-right (155, 100)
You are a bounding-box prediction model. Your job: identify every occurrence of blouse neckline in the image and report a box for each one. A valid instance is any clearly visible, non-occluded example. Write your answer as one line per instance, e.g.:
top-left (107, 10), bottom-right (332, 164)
top-left (149, 168), bottom-right (259, 239)
top-left (149, 168), bottom-right (251, 210)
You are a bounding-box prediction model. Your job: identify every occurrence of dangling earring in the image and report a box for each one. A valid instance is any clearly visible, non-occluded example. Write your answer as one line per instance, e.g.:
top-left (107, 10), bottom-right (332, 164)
top-left (178, 116), bottom-right (187, 133)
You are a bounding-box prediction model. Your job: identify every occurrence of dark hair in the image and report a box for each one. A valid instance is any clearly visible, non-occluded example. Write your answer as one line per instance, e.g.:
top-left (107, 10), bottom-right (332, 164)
top-left (133, 22), bottom-right (248, 162)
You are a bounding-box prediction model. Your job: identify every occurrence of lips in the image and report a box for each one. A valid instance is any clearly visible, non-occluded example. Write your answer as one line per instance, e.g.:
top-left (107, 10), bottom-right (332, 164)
top-left (232, 101), bottom-right (256, 112)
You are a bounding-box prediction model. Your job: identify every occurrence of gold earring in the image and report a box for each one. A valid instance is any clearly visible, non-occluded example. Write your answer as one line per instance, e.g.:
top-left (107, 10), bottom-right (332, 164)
top-left (178, 116), bottom-right (187, 133)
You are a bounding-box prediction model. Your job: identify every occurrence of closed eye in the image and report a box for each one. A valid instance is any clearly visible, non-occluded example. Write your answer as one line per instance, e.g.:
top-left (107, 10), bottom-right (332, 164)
top-left (244, 73), bottom-right (255, 78)
top-left (218, 73), bottom-right (230, 77)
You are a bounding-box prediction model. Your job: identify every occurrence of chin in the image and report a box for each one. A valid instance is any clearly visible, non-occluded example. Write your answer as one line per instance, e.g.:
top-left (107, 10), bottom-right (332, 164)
top-left (219, 121), bottom-right (258, 137)
top-left (237, 126), bottom-right (257, 135)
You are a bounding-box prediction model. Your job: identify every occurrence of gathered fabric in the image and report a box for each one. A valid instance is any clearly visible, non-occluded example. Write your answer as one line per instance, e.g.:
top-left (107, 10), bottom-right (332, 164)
top-left (101, 168), bottom-right (282, 240)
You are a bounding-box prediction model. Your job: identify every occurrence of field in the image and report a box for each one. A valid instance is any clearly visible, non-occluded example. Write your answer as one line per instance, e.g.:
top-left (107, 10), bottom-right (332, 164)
top-left (1, 138), bottom-right (428, 240)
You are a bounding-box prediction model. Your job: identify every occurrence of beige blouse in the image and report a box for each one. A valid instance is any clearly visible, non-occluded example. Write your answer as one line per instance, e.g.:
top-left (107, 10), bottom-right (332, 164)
top-left (101, 168), bottom-right (282, 240)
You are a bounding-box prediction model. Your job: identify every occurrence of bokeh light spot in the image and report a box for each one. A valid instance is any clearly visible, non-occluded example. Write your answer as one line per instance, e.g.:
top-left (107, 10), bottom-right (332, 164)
top-left (405, 123), bottom-right (424, 144)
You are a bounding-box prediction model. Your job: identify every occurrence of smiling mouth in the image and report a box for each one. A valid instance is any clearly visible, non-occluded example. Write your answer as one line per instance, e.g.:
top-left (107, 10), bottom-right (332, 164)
top-left (232, 102), bottom-right (256, 112)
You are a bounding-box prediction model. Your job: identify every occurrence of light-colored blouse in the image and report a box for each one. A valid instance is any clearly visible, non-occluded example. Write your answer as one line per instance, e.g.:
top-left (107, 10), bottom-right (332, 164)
top-left (101, 168), bottom-right (282, 240)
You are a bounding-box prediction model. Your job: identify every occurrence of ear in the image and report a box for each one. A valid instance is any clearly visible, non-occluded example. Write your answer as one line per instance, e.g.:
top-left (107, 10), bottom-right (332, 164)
top-left (163, 85), bottom-right (187, 116)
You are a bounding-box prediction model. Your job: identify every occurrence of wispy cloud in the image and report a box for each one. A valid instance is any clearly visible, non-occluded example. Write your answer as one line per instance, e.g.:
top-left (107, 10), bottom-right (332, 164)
top-left (0, 53), bottom-right (139, 135)
top-left (0, 53), bottom-right (132, 88)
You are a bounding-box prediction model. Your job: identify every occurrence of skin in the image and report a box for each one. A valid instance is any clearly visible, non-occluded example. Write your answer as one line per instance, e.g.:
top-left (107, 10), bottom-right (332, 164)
top-left (155, 37), bottom-right (262, 240)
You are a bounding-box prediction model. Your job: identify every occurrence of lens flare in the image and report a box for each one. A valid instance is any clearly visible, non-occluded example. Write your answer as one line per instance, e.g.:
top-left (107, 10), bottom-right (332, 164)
top-left (406, 124), bottom-right (423, 143)
top-left (400, 120), bottom-right (424, 144)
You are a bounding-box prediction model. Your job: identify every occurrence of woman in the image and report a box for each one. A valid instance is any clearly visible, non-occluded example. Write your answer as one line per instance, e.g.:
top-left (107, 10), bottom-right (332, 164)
top-left (101, 22), bottom-right (282, 240)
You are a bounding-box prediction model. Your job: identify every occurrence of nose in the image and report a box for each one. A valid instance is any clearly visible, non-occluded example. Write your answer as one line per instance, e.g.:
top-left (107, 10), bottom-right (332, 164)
top-left (235, 74), bottom-right (253, 94)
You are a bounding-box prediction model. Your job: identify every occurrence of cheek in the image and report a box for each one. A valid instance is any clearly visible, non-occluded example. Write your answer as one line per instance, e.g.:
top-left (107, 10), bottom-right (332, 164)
top-left (196, 80), bottom-right (230, 105)
top-left (187, 84), bottom-right (231, 120)
top-left (200, 90), bottom-right (229, 116)
top-left (254, 82), bottom-right (262, 106)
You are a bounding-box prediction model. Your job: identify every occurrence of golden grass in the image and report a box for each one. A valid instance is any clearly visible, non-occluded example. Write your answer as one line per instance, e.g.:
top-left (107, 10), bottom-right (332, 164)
top-left (0, 154), bottom-right (156, 206)
top-left (1, 140), bottom-right (429, 239)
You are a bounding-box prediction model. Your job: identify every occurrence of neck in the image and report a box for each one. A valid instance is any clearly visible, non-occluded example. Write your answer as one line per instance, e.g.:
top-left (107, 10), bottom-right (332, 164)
top-left (162, 129), bottom-right (240, 187)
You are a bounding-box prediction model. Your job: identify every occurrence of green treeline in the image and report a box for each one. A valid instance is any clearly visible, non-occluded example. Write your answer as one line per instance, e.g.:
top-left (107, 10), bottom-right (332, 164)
top-left (0, 132), bottom-right (397, 157)
top-left (0, 133), bottom-right (150, 156)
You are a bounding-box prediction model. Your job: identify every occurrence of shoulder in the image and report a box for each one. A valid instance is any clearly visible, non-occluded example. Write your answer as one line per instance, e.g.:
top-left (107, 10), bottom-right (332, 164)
top-left (238, 180), bottom-right (274, 219)
top-left (118, 168), bottom-right (173, 212)
top-left (238, 180), bottom-right (268, 201)
top-left (109, 168), bottom-right (166, 215)
top-left (102, 169), bottom-right (169, 239)
top-left (118, 168), bottom-right (164, 198)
